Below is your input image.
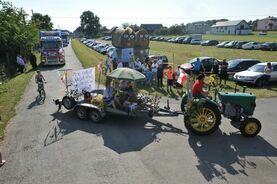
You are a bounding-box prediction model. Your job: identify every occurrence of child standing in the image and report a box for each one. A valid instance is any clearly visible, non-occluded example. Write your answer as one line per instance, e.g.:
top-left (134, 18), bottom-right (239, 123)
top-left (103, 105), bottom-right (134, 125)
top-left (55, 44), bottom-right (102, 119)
top-left (164, 66), bottom-right (174, 92)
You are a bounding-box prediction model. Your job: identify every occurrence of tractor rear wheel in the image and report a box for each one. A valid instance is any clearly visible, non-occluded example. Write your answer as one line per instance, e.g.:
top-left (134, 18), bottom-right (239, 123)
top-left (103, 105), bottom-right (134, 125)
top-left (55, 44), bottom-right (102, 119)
top-left (185, 103), bottom-right (221, 135)
top-left (180, 93), bottom-right (188, 112)
top-left (240, 118), bottom-right (261, 137)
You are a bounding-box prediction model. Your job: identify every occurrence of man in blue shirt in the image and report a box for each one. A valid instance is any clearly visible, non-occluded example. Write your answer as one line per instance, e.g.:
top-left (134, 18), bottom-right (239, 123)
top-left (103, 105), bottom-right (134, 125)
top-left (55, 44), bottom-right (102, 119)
top-left (192, 58), bottom-right (204, 75)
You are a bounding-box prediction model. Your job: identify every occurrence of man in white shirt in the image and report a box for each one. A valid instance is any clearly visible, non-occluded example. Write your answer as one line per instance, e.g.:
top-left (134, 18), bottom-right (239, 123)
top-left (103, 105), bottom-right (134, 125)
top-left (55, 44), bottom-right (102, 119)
top-left (157, 58), bottom-right (163, 66)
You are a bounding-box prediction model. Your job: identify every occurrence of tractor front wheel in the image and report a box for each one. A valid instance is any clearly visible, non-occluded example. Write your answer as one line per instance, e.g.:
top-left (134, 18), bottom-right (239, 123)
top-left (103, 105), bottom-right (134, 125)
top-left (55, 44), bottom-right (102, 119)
top-left (185, 103), bottom-right (221, 135)
top-left (240, 118), bottom-right (261, 137)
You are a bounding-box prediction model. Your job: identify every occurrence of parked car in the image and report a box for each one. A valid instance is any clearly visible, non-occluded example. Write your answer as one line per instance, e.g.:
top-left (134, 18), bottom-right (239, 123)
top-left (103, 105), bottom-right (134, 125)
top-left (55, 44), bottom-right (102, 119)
top-left (260, 42), bottom-right (277, 51)
top-left (189, 57), bottom-right (220, 72)
top-left (227, 59), bottom-right (261, 76)
top-left (201, 40), bottom-right (219, 46)
top-left (233, 41), bottom-right (249, 49)
top-left (258, 32), bottom-right (267, 36)
top-left (242, 42), bottom-right (262, 50)
top-left (174, 37), bottom-right (186, 43)
top-left (234, 62), bottom-right (277, 87)
top-left (190, 39), bottom-right (202, 45)
top-left (182, 37), bottom-right (192, 44)
top-left (224, 41), bottom-right (238, 48)
top-left (148, 55), bottom-right (169, 67)
top-left (216, 41), bottom-right (229, 48)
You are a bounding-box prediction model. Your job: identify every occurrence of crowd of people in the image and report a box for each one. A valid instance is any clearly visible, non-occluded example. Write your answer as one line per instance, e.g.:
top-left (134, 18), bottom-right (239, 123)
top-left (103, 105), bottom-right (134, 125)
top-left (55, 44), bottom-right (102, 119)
top-left (103, 55), bottom-right (183, 92)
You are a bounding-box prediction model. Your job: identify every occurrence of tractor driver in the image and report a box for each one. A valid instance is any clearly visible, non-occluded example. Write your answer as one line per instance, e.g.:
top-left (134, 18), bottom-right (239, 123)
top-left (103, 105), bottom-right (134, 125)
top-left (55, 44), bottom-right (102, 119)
top-left (192, 73), bottom-right (209, 98)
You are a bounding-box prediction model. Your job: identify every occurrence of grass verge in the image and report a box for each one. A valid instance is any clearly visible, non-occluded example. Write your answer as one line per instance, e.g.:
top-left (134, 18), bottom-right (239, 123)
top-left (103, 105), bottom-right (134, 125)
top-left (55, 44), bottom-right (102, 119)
top-left (0, 55), bottom-right (40, 141)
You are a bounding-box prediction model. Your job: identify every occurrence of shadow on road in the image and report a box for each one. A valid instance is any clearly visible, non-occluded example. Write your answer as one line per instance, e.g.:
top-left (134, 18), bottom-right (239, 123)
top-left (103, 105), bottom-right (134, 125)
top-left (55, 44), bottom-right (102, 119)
top-left (45, 110), bottom-right (186, 152)
top-left (27, 97), bottom-right (44, 109)
top-left (188, 130), bottom-right (277, 182)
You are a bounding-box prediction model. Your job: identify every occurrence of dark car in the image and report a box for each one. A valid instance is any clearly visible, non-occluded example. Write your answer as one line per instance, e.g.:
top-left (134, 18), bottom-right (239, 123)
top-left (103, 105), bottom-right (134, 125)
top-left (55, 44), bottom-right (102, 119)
top-left (227, 59), bottom-right (262, 75)
top-left (174, 37), bottom-right (186, 43)
top-left (261, 42), bottom-right (277, 51)
top-left (182, 37), bottom-right (192, 44)
top-left (201, 40), bottom-right (219, 46)
top-left (216, 41), bottom-right (229, 48)
top-left (189, 57), bottom-right (220, 72)
top-left (233, 41), bottom-right (249, 49)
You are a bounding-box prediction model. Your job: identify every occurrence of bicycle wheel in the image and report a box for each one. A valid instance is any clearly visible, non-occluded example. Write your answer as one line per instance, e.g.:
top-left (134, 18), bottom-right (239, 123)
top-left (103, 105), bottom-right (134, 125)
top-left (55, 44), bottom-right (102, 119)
top-left (40, 89), bottom-right (46, 102)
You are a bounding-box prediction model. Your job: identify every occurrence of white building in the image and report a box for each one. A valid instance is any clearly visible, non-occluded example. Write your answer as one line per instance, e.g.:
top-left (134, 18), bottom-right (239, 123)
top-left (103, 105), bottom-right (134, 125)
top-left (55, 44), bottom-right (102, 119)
top-left (211, 20), bottom-right (251, 35)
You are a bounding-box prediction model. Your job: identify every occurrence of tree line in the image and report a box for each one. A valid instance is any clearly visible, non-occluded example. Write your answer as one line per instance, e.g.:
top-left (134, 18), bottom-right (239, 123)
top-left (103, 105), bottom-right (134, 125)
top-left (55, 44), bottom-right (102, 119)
top-left (0, 0), bottom-right (53, 78)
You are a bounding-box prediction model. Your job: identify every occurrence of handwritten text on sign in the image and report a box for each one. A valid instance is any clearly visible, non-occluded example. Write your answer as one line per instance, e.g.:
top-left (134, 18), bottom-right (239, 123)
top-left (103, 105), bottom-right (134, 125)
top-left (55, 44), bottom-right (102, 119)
top-left (72, 68), bottom-right (95, 94)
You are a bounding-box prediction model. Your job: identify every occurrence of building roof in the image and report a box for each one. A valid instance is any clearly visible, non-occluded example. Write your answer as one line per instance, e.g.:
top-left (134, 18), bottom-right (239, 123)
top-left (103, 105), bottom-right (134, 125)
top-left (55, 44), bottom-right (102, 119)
top-left (211, 20), bottom-right (245, 27)
top-left (259, 16), bottom-right (277, 21)
top-left (140, 24), bottom-right (163, 31)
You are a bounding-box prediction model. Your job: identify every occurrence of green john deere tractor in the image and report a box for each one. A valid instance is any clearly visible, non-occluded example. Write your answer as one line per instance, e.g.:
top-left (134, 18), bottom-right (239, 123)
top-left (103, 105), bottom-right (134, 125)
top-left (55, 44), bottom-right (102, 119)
top-left (181, 74), bottom-right (261, 137)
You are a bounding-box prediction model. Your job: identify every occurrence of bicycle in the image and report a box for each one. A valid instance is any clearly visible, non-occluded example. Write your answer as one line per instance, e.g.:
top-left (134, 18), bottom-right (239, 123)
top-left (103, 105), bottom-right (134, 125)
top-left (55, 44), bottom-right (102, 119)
top-left (37, 81), bottom-right (46, 103)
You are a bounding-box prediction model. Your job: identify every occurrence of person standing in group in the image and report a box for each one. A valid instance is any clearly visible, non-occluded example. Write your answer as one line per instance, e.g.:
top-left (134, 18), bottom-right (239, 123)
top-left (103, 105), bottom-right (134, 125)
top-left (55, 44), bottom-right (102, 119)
top-left (151, 59), bottom-right (158, 84)
top-left (112, 58), bottom-right (117, 70)
top-left (219, 59), bottom-right (228, 85)
top-left (212, 60), bottom-right (219, 75)
top-left (134, 58), bottom-right (142, 72)
top-left (157, 64), bottom-right (164, 88)
top-left (263, 62), bottom-right (272, 86)
top-left (16, 55), bottom-right (25, 73)
top-left (164, 66), bottom-right (174, 92)
top-left (28, 52), bottom-right (37, 69)
top-left (117, 60), bottom-right (123, 68)
top-left (192, 58), bottom-right (205, 77)
top-left (174, 65), bottom-right (182, 88)
top-left (104, 57), bottom-right (112, 75)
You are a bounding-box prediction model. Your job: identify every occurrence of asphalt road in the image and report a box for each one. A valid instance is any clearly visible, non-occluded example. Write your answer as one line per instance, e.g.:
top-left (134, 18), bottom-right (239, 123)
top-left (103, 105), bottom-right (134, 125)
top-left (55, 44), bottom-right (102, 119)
top-left (0, 42), bottom-right (276, 184)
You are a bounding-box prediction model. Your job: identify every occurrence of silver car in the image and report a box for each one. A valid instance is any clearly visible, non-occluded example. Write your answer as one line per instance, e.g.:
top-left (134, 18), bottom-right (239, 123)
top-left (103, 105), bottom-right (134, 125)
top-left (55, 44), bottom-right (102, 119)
top-left (234, 62), bottom-right (277, 86)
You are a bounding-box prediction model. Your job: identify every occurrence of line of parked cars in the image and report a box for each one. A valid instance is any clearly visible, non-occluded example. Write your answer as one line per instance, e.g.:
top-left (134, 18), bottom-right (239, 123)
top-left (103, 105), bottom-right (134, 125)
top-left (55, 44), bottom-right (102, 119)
top-left (149, 36), bottom-right (277, 51)
top-left (80, 38), bottom-right (115, 55)
top-left (188, 57), bottom-right (277, 87)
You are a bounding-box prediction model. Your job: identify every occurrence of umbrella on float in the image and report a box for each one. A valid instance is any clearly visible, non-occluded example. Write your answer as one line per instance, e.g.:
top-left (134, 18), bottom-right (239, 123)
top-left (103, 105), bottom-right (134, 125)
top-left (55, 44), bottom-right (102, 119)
top-left (107, 68), bottom-right (146, 81)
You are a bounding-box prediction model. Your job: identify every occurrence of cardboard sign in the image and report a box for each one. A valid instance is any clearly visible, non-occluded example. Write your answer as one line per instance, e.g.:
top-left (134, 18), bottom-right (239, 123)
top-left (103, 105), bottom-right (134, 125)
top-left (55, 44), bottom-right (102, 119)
top-left (72, 68), bottom-right (95, 94)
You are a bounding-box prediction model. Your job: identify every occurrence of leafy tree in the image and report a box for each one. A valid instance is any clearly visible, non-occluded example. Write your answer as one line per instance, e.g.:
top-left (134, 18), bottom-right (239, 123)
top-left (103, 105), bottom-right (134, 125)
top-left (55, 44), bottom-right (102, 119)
top-left (31, 13), bottom-right (53, 30)
top-left (0, 0), bottom-right (39, 75)
top-left (154, 27), bottom-right (169, 35)
top-left (80, 11), bottom-right (101, 38)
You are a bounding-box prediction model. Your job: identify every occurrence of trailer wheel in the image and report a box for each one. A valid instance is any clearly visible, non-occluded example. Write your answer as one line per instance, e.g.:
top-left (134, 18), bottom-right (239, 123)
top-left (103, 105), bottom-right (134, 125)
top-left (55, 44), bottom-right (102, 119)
top-left (75, 106), bottom-right (88, 120)
top-left (240, 118), bottom-right (261, 137)
top-left (62, 96), bottom-right (76, 110)
top-left (89, 109), bottom-right (102, 123)
top-left (185, 103), bottom-right (221, 135)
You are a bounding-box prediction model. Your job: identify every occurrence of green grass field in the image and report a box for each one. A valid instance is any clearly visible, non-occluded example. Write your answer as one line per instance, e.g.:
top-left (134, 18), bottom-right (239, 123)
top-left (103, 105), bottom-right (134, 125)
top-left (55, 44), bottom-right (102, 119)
top-left (203, 31), bottom-right (277, 42)
top-left (73, 39), bottom-right (277, 99)
top-left (0, 55), bottom-right (39, 141)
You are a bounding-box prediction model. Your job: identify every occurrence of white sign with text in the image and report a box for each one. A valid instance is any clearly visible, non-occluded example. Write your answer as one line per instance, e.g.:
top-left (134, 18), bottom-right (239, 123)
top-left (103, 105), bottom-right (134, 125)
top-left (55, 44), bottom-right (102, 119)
top-left (72, 67), bottom-right (95, 94)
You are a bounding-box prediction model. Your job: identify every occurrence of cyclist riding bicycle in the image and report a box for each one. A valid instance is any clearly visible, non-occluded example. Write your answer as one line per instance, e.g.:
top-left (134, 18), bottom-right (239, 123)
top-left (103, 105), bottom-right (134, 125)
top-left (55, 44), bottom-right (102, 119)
top-left (35, 70), bottom-right (46, 95)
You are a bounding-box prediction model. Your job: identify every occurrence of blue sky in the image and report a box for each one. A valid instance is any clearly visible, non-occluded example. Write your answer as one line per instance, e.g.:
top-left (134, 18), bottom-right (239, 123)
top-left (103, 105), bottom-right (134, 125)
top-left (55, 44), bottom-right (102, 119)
top-left (8, 0), bottom-right (277, 31)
